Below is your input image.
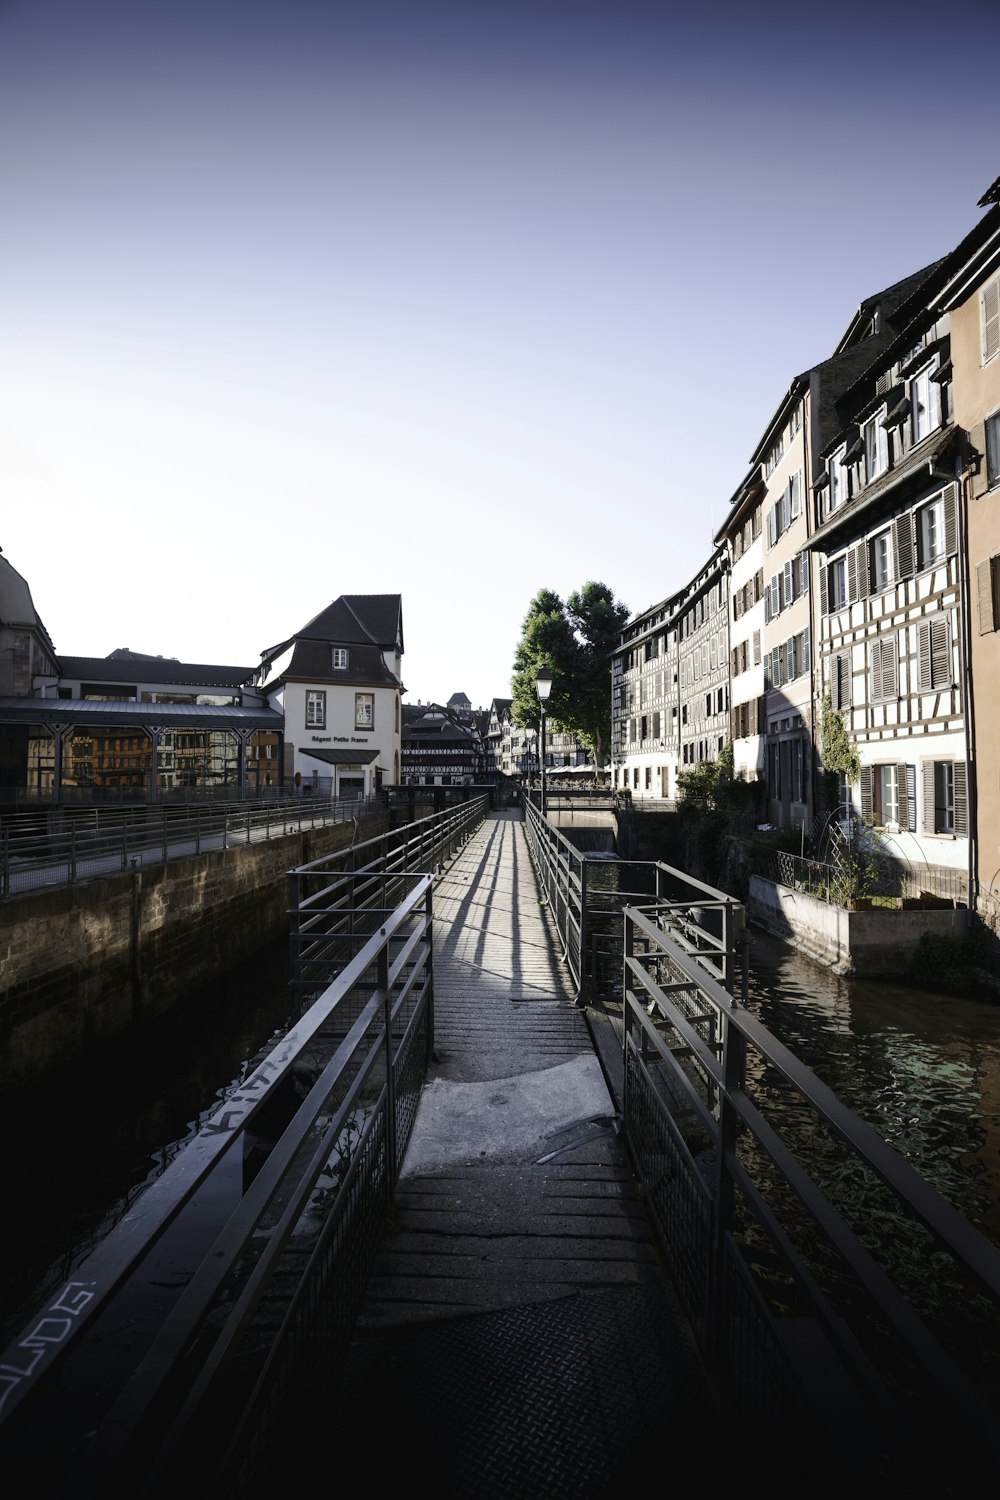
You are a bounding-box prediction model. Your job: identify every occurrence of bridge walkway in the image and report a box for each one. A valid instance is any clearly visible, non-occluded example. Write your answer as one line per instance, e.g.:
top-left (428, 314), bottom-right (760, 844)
top-left (260, 810), bottom-right (718, 1497)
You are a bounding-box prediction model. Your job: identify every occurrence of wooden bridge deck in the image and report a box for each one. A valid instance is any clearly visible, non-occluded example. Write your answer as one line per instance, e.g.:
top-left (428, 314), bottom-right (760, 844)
top-left (296, 810), bottom-right (717, 1499)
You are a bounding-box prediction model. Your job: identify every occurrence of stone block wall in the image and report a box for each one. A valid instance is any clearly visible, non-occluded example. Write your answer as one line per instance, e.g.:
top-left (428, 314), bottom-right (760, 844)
top-left (0, 815), bottom-right (389, 1087)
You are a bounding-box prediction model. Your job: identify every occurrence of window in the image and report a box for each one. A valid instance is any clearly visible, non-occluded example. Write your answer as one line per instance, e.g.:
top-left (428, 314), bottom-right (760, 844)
top-left (918, 496), bottom-right (946, 566)
top-left (355, 693), bottom-right (374, 730)
top-left (830, 650), bottom-right (851, 710)
top-left (863, 411), bottom-right (888, 481)
top-left (306, 690), bottom-right (326, 728)
top-left (861, 763), bottom-right (915, 830)
top-left (922, 760), bottom-right (967, 836)
top-left (987, 410), bottom-right (1000, 490)
top-left (828, 556), bottom-right (847, 610)
top-left (909, 365), bottom-right (940, 444)
top-left (829, 447), bottom-right (848, 511)
top-left (870, 529), bottom-right (893, 591)
top-left (983, 275), bottom-right (1000, 365)
top-left (332, 648), bottom-right (349, 670)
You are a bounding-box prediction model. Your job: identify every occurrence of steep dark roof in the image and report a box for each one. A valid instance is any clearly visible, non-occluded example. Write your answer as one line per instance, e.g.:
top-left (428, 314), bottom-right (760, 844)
top-left (282, 639), bottom-right (400, 686)
top-left (55, 656), bottom-right (256, 689)
top-left (0, 697), bottom-right (280, 730)
top-left (296, 594), bottom-right (403, 651)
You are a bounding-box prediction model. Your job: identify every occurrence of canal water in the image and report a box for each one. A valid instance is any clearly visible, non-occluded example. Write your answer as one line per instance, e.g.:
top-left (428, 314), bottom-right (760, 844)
top-left (3, 898), bottom-right (1000, 1348)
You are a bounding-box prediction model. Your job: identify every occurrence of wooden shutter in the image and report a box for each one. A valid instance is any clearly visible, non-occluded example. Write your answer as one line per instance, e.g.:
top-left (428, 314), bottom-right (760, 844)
top-left (977, 558), bottom-right (997, 634)
top-left (984, 277), bottom-right (1000, 363)
top-left (753, 629), bottom-right (761, 665)
top-left (848, 542), bottom-right (869, 603)
top-left (893, 513), bottom-right (914, 580)
top-left (819, 563), bottom-right (828, 616)
top-left (882, 636), bottom-right (897, 699)
top-left (954, 762), bottom-right (968, 837)
top-left (921, 761), bottom-right (935, 833)
top-left (943, 484), bottom-right (958, 556)
top-left (918, 621), bottom-right (932, 690)
top-left (905, 764), bottom-right (917, 832)
top-left (930, 618), bottom-right (950, 686)
top-left (860, 765), bottom-right (873, 821)
top-left (870, 641), bottom-right (883, 701)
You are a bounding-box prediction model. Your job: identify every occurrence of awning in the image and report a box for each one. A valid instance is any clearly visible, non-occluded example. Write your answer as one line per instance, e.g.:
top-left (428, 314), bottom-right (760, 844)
top-left (301, 748), bottom-right (380, 766)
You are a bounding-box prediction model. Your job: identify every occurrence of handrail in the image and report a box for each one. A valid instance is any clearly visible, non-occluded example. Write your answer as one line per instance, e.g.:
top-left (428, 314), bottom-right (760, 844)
top-left (620, 903), bottom-right (1000, 1470)
top-left (521, 792), bottom-right (744, 996)
top-left (0, 875), bottom-right (436, 1495)
top-left (0, 794), bottom-right (384, 900)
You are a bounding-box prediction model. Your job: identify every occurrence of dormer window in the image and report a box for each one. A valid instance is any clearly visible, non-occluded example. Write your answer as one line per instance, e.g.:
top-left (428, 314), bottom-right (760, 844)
top-left (828, 446), bottom-right (848, 512)
top-left (863, 410), bottom-right (888, 482)
top-left (909, 364), bottom-right (940, 444)
top-left (332, 648), bottom-right (349, 670)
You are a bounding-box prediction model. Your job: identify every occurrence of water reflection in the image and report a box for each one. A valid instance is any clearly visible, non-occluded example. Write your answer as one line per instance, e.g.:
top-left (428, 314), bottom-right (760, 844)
top-left (744, 928), bottom-right (1000, 1247)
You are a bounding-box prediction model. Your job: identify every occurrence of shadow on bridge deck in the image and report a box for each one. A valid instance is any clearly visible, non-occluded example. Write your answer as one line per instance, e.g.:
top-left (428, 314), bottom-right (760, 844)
top-left (255, 811), bottom-right (721, 1498)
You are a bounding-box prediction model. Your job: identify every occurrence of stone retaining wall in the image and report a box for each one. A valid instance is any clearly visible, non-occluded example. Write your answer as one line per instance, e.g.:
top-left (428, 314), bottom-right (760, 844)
top-left (748, 875), bottom-right (967, 977)
top-left (0, 815), bottom-right (389, 1087)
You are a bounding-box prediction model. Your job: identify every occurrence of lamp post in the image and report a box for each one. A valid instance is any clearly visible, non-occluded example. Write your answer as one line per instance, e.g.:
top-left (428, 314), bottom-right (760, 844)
top-left (535, 668), bottom-right (552, 818)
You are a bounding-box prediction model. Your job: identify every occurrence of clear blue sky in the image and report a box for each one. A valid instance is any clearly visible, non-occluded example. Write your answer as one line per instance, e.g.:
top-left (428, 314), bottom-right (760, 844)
top-left (1, 0), bottom-right (997, 709)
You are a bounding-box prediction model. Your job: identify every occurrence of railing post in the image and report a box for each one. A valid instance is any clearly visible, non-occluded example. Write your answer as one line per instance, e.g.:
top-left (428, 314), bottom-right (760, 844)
top-left (575, 858), bottom-right (588, 1006)
top-left (709, 1010), bottom-right (744, 1369)
top-left (162, 806), bottom-right (168, 865)
top-left (70, 828), bottom-right (77, 886)
top-left (381, 937), bottom-right (396, 1195)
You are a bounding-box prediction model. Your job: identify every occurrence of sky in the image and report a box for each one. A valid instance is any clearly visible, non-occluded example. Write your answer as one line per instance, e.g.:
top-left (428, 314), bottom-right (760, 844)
top-left (1, 0), bottom-right (999, 711)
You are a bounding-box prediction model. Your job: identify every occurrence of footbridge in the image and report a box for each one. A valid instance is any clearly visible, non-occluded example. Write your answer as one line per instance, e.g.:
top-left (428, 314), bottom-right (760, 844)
top-left (3, 798), bottom-right (1000, 1496)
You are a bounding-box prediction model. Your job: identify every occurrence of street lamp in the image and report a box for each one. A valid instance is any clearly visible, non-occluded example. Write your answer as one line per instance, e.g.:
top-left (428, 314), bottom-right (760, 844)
top-left (535, 668), bottom-right (553, 817)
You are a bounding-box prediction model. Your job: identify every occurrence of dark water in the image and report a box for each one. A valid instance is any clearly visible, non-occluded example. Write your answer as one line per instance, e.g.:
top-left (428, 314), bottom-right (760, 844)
top-left (0, 938), bottom-right (292, 1345)
top-left (743, 926), bottom-right (1000, 1248)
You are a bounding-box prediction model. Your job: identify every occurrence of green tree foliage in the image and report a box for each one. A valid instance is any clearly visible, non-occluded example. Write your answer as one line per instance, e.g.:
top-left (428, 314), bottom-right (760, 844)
top-left (511, 581), bottom-right (630, 767)
top-left (819, 693), bottom-right (860, 784)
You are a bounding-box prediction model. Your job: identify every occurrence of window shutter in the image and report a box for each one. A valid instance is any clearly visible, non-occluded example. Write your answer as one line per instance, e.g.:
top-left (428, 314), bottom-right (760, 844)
top-left (870, 641), bottom-right (883, 700)
top-left (860, 766), bottom-right (873, 822)
top-left (896, 764), bottom-right (910, 830)
top-left (819, 564), bottom-right (828, 616)
top-left (767, 507), bottom-right (776, 546)
top-left (752, 629), bottom-right (761, 665)
top-left (830, 653), bottom-right (841, 711)
top-left (921, 761), bottom-right (935, 833)
top-left (977, 558), bottom-right (997, 634)
top-left (799, 552), bottom-right (809, 595)
top-left (784, 559), bottom-right (793, 603)
top-left (905, 764), bottom-right (917, 832)
top-left (893, 513), bottom-right (914, 580)
top-left (984, 277), bottom-right (1000, 363)
top-left (943, 484), bottom-right (958, 556)
top-left (954, 762), bottom-right (968, 837)
top-left (930, 618), bottom-right (950, 686)
top-left (803, 627), bottom-right (810, 671)
top-left (848, 543), bottom-right (869, 602)
top-left (884, 637), bottom-right (897, 698)
top-left (918, 621), bottom-right (932, 690)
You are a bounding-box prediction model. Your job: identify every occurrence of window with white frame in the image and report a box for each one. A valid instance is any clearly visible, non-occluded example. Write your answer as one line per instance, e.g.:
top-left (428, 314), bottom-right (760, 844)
top-left (987, 410), bottom-right (1000, 490)
top-left (909, 364), bottom-right (940, 444)
top-left (870, 529), bottom-right (894, 592)
top-left (876, 764), bottom-right (900, 826)
top-left (922, 760), bottom-right (967, 836)
top-left (332, 648), bottom-right (349, 670)
top-left (918, 495), bottom-right (946, 567)
top-left (306, 690), bottom-right (326, 728)
top-left (983, 276), bottom-right (1000, 365)
top-left (828, 556), bottom-right (847, 610)
top-left (828, 447), bottom-right (848, 511)
top-left (863, 411), bottom-right (888, 482)
top-left (355, 693), bottom-right (374, 730)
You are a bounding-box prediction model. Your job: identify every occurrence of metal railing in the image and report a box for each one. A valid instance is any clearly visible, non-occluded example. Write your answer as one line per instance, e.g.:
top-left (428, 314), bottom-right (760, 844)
top-left (620, 904), bottom-right (1000, 1476)
top-left (0, 875), bottom-right (436, 1498)
top-left (739, 839), bottom-right (970, 909)
top-left (521, 792), bottom-right (744, 997)
top-left (287, 796), bottom-right (489, 1013)
top-left (0, 795), bottom-right (382, 900)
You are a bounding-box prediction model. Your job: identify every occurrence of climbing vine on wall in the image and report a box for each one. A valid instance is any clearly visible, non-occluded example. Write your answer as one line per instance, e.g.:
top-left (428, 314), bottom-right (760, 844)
top-left (819, 693), bottom-right (859, 785)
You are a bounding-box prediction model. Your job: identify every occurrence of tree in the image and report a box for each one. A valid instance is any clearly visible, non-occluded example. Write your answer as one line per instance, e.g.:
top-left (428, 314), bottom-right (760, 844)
top-left (510, 581), bottom-right (630, 768)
